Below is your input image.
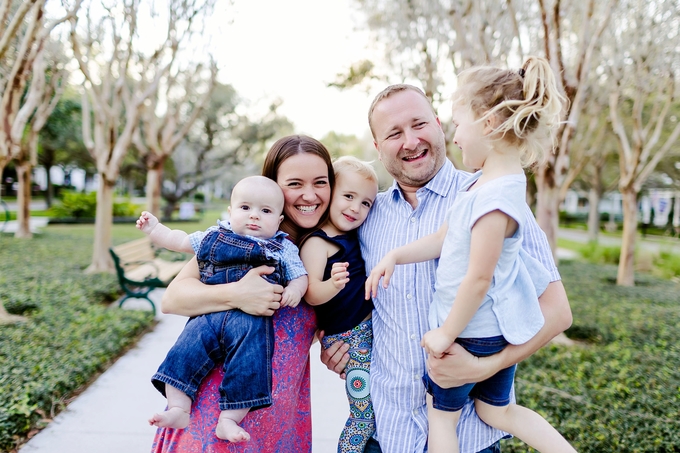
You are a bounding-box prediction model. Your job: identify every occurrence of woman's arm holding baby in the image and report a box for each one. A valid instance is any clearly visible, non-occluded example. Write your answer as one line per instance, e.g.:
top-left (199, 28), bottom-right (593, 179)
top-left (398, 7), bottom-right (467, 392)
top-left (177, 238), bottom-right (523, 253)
top-left (162, 256), bottom-right (284, 317)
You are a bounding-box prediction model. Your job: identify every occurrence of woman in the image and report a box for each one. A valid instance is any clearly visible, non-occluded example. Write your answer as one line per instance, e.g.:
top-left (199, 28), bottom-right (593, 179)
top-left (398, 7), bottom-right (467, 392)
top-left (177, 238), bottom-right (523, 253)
top-left (151, 135), bottom-right (334, 452)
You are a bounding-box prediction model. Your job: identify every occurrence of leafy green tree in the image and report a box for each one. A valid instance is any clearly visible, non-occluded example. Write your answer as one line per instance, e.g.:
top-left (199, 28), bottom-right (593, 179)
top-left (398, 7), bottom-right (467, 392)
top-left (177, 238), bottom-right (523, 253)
top-left (70, 0), bottom-right (214, 273)
top-left (347, 0), bottom-right (616, 259)
top-left (159, 85), bottom-right (293, 219)
top-left (39, 96), bottom-right (92, 207)
top-left (133, 60), bottom-right (217, 217)
top-left (604, 0), bottom-right (680, 285)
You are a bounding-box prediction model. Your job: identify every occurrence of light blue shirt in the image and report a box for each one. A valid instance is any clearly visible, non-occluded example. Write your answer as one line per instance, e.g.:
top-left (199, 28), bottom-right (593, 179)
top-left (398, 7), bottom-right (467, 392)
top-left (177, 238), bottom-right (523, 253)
top-left (359, 160), bottom-right (559, 453)
top-left (188, 220), bottom-right (307, 283)
top-left (432, 171), bottom-right (549, 344)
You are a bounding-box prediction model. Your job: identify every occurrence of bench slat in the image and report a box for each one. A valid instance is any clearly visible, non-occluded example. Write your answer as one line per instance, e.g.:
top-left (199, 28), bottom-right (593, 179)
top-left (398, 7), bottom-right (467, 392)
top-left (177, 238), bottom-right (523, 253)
top-left (113, 238), bottom-right (156, 264)
top-left (110, 237), bottom-right (190, 315)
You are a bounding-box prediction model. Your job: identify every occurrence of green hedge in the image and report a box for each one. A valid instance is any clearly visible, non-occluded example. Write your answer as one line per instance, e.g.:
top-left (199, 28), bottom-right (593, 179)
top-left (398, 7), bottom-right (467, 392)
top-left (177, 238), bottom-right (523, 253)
top-left (505, 261), bottom-right (680, 452)
top-left (48, 191), bottom-right (141, 218)
top-left (0, 226), bottom-right (154, 451)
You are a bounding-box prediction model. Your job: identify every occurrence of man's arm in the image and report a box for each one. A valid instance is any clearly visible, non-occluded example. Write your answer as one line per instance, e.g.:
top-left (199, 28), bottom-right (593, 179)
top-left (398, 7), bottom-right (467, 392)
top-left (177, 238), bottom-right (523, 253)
top-left (318, 330), bottom-right (350, 378)
top-left (427, 279), bottom-right (572, 387)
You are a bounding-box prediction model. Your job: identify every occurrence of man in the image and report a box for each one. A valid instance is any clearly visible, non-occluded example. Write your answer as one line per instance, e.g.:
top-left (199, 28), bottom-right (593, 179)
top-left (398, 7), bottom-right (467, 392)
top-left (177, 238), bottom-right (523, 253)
top-left (321, 84), bottom-right (572, 453)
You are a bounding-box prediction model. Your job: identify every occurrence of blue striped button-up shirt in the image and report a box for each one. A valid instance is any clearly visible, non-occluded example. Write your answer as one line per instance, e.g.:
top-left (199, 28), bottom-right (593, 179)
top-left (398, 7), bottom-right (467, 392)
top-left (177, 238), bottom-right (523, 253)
top-left (358, 160), bottom-right (559, 453)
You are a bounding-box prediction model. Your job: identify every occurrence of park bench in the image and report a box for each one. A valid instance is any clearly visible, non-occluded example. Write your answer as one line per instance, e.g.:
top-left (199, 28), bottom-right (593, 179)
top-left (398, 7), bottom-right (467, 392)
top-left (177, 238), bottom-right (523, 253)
top-left (109, 237), bottom-right (189, 315)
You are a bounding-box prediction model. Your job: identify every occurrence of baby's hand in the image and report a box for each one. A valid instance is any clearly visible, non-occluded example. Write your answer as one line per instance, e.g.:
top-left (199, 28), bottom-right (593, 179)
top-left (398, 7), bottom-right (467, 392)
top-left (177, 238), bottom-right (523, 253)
top-left (136, 211), bottom-right (159, 234)
top-left (281, 287), bottom-right (302, 308)
top-left (421, 327), bottom-right (455, 359)
top-left (330, 262), bottom-right (350, 290)
top-left (365, 253), bottom-right (397, 300)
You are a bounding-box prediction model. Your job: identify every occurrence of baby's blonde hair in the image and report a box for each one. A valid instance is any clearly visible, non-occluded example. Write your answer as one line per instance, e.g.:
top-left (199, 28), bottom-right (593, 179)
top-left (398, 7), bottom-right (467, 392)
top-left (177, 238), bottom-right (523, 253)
top-left (452, 56), bottom-right (566, 167)
top-left (333, 156), bottom-right (379, 185)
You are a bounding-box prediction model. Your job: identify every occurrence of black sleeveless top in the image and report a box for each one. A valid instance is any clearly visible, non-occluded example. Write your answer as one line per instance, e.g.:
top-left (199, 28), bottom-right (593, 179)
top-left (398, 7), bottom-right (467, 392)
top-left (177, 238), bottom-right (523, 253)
top-left (308, 229), bottom-right (374, 335)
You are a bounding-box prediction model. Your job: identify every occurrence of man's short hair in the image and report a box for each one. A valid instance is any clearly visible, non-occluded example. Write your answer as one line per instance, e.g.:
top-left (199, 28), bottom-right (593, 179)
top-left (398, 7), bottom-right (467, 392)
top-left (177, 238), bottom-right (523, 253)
top-left (367, 84), bottom-right (437, 139)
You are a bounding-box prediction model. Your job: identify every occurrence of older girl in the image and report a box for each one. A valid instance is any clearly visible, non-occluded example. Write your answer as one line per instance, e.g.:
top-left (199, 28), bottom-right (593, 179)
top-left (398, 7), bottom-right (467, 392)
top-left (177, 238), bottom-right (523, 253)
top-left (366, 57), bottom-right (575, 453)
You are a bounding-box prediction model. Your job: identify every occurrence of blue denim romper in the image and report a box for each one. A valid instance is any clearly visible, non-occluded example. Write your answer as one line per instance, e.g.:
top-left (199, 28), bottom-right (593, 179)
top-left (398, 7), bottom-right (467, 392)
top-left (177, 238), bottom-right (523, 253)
top-left (152, 227), bottom-right (288, 412)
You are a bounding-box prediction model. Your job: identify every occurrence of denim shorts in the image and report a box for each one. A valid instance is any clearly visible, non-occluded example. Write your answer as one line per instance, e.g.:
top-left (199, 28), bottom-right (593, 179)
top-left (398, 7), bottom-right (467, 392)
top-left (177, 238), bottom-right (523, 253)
top-left (422, 335), bottom-right (516, 412)
top-left (363, 437), bottom-right (501, 453)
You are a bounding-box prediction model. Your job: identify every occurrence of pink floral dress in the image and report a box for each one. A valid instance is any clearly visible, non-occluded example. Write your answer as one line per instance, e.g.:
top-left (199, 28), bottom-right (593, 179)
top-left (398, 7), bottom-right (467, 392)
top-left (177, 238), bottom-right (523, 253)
top-left (151, 302), bottom-right (317, 453)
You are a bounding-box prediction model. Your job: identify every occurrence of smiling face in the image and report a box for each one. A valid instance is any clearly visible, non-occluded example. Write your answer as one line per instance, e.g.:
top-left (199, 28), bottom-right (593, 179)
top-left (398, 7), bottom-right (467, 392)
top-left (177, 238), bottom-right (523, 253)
top-left (324, 170), bottom-right (378, 236)
top-left (276, 153), bottom-right (331, 230)
top-left (370, 89), bottom-right (447, 190)
top-left (451, 103), bottom-right (491, 171)
top-left (228, 176), bottom-right (284, 239)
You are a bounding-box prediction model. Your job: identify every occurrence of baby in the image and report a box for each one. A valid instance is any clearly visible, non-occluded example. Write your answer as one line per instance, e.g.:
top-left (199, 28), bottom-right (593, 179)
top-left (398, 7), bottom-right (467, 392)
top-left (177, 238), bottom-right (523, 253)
top-left (137, 175), bottom-right (307, 442)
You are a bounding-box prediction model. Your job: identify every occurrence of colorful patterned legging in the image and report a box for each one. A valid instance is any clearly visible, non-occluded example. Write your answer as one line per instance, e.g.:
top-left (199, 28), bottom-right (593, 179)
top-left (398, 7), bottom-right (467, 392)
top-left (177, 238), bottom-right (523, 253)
top-left (321, 318), bottom-right (375, 453)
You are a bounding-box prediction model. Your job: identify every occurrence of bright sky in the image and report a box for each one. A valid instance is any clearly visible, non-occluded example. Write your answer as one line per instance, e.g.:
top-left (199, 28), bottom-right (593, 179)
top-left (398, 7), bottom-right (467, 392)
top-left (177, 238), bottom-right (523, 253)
top-left (207, 0), bottom-right (377, 140)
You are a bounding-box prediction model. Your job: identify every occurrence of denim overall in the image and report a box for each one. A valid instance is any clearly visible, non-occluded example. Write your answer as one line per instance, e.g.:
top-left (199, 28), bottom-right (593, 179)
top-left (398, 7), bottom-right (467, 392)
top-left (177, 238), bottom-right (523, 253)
top-left (152, 228), bottom-right (285, 411)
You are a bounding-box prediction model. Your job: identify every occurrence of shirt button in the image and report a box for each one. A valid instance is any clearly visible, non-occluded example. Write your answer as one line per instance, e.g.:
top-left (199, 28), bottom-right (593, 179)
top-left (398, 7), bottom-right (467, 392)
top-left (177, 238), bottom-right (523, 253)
top-left (412, 409), bottom-right (418, 416)
top-left (410, 217), bottom-right (416, 223)
top-left (413, 374), bottom-right (419, 381)
top-left (406, 293), bottom-right (412, 300)
top-left (410, 334), bottom-right (416, 340)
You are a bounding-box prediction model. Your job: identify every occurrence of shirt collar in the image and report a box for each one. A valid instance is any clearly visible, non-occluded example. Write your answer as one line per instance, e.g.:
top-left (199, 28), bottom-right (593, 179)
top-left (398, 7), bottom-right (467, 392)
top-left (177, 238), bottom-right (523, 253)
top-left (386, 159), bottom-right (460, 202)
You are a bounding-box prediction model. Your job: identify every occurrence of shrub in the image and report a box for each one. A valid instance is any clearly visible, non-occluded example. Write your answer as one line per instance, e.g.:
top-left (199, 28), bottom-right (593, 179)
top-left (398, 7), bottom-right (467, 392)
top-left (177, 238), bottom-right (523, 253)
top-left (49, 191), bottom-right (97, 218)
top-left (577, 241), bottom-right (621, 265)
top-left (654, 251), bottom-right (680, 280)
top-left (575, 241), bottom-right (680, 280)
top-left (0, 227), bottom-right (154, 451)
top-left (48, 191), bottom-right (141, 219)
top-left (504, 261), bottom-right (680, 452)
top-left (112, 199), bottom-right (141, 217)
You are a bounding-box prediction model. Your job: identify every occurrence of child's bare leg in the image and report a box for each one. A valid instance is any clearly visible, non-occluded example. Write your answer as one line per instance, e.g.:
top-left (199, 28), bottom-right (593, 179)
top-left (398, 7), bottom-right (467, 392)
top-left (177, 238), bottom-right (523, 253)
top-left (149, 385), bottom-right (191, 429)
top-left (215, 408), bottom-right (250, 442)
top-left (475, 400), bottom-right (577, 453)
top-left (427, 394), bottom-right (461, 453)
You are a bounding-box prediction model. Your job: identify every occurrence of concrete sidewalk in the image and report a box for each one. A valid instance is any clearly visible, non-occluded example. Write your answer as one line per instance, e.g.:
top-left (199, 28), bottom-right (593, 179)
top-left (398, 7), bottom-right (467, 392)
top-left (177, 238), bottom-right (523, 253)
top-left (1, 218), bottom-right (50, 234)
top-left (19, 289), bottom-right (348, 453)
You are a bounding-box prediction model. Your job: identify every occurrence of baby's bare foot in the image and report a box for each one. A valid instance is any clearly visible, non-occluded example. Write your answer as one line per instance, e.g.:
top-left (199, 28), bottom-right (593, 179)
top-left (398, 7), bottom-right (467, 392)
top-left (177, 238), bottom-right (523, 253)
top-left (148, 407), bottom-right (190, 429)
top-left (215, 416), bottom-right (250, 442)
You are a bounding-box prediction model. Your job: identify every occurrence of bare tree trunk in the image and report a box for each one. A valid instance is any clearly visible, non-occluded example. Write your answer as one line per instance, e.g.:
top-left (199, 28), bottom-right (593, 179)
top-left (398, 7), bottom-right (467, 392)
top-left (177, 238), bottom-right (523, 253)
top-left (0, 158), bottom-right (26, 321)
top-left (85, 175), bottom-right (115, 273)
top-left (45, 164), bottom-right (53, 208)
top-left (617, 187), bottom-right (637, 286)
top-left (587, 163), bottom-right (604, 242)
top-left (145, 158), bottom-right (165, 217)
top-left (535, 168), bottom-right (560, 262)
top-left (587, 188), bottom-right (601, 242)
top-left (162, 201), bottom-right (176, 221)
top-left (15, 158), bottom-right (32, 238)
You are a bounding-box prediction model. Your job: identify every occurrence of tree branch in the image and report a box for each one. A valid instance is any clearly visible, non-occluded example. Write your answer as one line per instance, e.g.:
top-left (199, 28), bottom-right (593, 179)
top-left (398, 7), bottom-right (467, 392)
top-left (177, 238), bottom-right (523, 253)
top-left (0, 0), bottom-right (41, 62)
